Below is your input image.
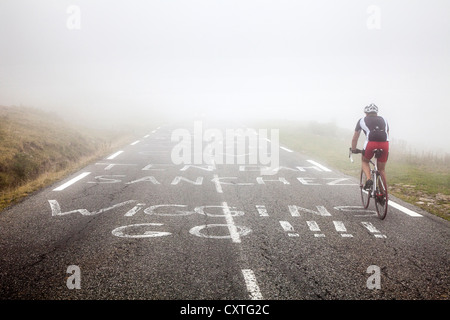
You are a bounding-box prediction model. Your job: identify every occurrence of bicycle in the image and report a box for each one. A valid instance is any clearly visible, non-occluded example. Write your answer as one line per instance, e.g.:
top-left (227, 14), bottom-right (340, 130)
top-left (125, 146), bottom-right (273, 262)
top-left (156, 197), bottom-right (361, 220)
top-left (349, 148), bottom-right (388, 220)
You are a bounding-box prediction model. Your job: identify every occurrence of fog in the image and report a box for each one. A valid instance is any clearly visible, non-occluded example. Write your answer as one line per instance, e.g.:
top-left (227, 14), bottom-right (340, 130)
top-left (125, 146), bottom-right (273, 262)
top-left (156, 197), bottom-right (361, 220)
top-left (1, 0), bottom-right (449, 152)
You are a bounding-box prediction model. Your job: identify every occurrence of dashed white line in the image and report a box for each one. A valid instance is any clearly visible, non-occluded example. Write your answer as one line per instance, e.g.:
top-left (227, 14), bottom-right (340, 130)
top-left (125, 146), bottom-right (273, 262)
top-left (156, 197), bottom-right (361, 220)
top-left (130, 140), bottom-right (140, 146)
top-left (53, 172), bottom-right (91, 191)
top-left (241, 269), bottom-right (263, 300)
top-left (389, 201), bottom-right (423, 217)
top-left (107, 150), bottom-right (123, 160)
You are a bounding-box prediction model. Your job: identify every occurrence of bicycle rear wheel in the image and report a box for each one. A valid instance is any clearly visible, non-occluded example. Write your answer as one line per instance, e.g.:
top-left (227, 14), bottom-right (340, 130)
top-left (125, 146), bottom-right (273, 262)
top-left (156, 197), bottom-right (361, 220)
top-left (360, 170), bottom-right (370, 209)
top-left (375, 173), bottom-right (388, 220)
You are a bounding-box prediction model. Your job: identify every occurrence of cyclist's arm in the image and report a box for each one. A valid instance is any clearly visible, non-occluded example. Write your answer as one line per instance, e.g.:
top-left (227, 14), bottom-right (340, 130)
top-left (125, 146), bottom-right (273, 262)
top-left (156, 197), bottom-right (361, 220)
top-left (351, 130), bottom-right (360, 151)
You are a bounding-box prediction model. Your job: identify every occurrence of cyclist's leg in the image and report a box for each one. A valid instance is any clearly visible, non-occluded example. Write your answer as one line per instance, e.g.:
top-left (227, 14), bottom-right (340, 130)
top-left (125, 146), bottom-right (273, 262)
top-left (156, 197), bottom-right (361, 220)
top-left (362, 143), bottom-right (374, 182)
top-left (361, 155), bottom-right (371, 181)
top-left (376, 142), bottom-right (389, 185)
top-left (377, 161), bottom-right (387, 186)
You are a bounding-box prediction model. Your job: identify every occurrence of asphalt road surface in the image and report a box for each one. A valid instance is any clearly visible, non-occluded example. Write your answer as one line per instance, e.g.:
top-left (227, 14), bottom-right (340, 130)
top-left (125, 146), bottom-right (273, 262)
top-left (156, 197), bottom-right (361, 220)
top-left (0, 119), bottom-right (448, 304)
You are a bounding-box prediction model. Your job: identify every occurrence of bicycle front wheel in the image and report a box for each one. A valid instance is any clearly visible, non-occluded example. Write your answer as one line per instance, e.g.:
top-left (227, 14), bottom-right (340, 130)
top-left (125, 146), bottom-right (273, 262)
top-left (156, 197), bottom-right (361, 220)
top-left (375, 173), bottom-right (388, 220)
top-left (360, 170), bottom-right (370, 209)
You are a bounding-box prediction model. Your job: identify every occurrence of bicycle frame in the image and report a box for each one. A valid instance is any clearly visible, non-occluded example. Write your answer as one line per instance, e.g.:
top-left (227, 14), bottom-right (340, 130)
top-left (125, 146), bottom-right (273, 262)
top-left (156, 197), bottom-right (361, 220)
top-left (349, 147), bottom-right (388, 219)
top-left (367, 159), bottom-right (378, 198)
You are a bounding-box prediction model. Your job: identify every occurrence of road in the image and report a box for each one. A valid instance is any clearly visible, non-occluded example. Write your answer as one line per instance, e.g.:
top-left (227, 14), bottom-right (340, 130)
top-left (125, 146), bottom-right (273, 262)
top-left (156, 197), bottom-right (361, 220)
top-left (0, 119), bottom-right (448, 305)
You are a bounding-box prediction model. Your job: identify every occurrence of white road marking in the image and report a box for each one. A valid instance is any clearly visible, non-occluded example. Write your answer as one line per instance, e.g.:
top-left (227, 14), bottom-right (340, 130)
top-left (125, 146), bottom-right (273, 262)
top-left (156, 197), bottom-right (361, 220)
top-left (279, 221), bottom-right (299, 237)
top-left (95, 163), bottom-right (136, 170)
top-left (107, 150), bottom-right (124, 160)
top-left (280, 146), bottom-right (293, 152)
top-left (361, 222), bottom-right (387, 238)
top-left (307, 221), bottom-right (325, 237)
top-left (306, 160), bottom-right (332, 172)
top-left (307, 221), bottom-right (320, 231)
top-left (361, 221), bottom-right (379, 233)
top-left (389, 201), bottom-right (423, 217)
top-left (241, 269), bottom-right (263, 300)
top-left (53, 172), bottom-right (91, 191)
top-left (256, 205), bottom-right (268, 217)
top-left (49, 199), bottom-right (135, 216)
top-left (212, 174), bottom-right (223, 193)
top-left (130, 140), bottom-right (140, 145)
top-left (112, 223), bottom-right (171, 238)
top-left (333, 221), bottom-right (353, 238)
top-left (288, 205), bottom-right (332, 217)
top-left (222, 201), bottom-right (241, 243)
top-left (124, 203), bottom-right (146, 217)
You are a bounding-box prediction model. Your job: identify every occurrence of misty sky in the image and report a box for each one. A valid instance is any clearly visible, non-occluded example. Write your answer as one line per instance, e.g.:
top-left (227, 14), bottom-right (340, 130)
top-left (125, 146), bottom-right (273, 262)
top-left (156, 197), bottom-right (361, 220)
top-left (0, 0), bottom-right (449, 152)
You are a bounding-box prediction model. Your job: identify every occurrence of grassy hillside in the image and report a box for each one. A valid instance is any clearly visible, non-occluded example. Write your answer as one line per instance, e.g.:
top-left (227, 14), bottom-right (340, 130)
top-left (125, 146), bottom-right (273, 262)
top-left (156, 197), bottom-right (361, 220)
top-left (0, 106), bottom-right (133, 211)
top-left (252, 120), bottom-right (450, 221)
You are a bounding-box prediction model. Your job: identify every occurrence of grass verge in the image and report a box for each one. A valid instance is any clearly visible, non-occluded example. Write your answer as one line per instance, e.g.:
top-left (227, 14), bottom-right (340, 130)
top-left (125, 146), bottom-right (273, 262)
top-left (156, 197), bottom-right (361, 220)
top-left (0, 106), bottom-right (143, 211)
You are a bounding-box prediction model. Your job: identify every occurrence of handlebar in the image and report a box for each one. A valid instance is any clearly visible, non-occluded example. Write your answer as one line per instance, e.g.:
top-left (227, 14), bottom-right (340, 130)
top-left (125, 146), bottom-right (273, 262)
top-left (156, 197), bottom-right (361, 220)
top-left (349, 147), bottom-right (362, 163)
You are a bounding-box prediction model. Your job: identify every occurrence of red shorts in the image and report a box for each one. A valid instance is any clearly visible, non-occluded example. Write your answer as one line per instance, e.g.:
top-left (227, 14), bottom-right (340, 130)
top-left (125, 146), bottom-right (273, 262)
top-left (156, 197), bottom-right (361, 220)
top-left (363, 141), bottom-right (389, 163)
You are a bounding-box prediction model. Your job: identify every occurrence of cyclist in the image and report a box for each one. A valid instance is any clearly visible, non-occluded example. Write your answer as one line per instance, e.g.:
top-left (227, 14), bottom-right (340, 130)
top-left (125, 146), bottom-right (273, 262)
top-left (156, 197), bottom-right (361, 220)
top-left (351, 103), bottom-right (390, 190)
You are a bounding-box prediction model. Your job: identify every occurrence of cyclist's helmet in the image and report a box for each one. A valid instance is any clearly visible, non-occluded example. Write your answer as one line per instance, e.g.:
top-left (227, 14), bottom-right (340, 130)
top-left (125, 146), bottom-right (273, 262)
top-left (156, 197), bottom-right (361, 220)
top-left (364, 103), bottom-right (378, 114)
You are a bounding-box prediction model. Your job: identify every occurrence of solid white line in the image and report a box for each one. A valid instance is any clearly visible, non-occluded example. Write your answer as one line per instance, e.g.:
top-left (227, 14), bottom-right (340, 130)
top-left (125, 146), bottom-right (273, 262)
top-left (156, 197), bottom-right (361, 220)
top-left (306, 160), bottom-right (332, 172)
top-left (389, 201), bottom-right (423, 217)
top-left (241, 269), bottom-right (263, 300)
top-left (222, 202), bottom-right (240, 243)
top-left (130, 140), bottom-right (140, 145)
top-left (280, 146), bottom-right (293, 152)
top-left (212, 174), bottom-right (223, 193)
top-left (107, 150), bottom-right (123, 160)
top-left (53, 172), bottom-right (91, 191)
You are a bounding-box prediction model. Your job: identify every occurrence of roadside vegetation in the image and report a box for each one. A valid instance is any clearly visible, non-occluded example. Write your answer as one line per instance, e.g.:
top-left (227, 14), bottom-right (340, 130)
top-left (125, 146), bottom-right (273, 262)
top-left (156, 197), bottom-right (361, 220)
top-left (252, 120), bottom-right (450, 221)
top-left (1, 108), bottom-right (448, 221)
top-left (0, 105), bottom-right (143, 211)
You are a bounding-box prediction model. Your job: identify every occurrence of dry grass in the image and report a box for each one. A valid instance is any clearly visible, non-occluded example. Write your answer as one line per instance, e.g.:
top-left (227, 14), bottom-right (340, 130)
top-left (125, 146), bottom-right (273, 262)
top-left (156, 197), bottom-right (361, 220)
top-left (0, 106), bottom-right (133, 211)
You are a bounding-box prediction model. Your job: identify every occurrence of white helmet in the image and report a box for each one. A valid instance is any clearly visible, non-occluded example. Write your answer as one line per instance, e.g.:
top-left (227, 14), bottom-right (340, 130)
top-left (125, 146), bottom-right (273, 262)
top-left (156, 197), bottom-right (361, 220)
top-left (364, 103), bottom-right (378, 114)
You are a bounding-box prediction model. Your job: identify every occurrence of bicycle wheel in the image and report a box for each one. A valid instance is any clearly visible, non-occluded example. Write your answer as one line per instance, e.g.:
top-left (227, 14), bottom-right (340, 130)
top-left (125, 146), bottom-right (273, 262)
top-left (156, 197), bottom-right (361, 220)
top-left (374, 173), bottom-right (388, 220)
top-left (360, 170), bottom-right (370, 209)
